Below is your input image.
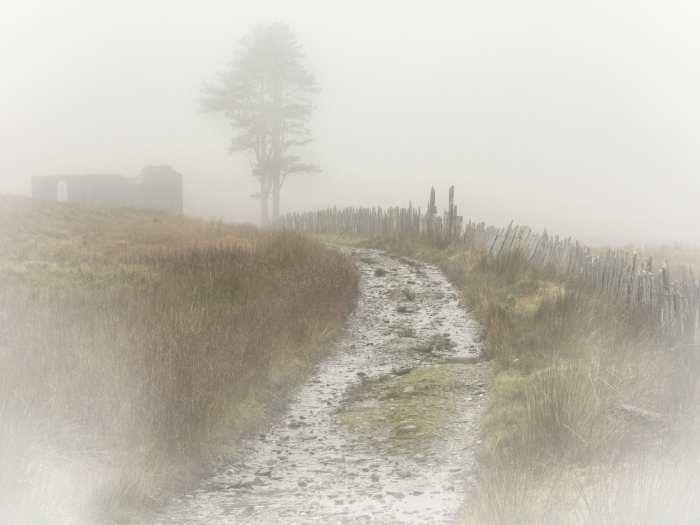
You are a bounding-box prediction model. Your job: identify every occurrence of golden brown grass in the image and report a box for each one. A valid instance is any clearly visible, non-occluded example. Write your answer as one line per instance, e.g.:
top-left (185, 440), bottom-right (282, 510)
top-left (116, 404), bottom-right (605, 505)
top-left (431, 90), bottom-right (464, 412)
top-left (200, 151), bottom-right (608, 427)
top-left (0, 196), bottom-right (357, 524)
top-left (335, 230), bottom-right (700, 524)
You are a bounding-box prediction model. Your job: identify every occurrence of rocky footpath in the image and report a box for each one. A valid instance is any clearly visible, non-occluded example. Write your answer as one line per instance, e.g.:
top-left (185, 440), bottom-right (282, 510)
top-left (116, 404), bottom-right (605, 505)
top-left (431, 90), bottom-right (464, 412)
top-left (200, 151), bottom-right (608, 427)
top-left (138, 248), bottom-right (486, 524)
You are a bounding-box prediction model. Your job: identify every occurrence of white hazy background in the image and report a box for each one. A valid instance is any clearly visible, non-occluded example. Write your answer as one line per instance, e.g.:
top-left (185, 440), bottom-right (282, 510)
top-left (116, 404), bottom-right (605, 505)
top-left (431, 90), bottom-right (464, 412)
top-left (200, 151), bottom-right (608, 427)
top-left (1, 1), bottom-right (699, 247)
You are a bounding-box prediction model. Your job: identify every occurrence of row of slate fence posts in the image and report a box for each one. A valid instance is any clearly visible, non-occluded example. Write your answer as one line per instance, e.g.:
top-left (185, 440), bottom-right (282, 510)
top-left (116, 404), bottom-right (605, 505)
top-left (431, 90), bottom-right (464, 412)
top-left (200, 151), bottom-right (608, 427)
top-left (270, 186), bottom-right (700, 355)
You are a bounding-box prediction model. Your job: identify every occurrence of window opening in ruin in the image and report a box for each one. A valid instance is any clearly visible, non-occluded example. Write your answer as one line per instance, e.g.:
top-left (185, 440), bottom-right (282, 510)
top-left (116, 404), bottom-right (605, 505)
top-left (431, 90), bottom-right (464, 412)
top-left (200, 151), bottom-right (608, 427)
top-left (57, 181), bottom-right (68, 202)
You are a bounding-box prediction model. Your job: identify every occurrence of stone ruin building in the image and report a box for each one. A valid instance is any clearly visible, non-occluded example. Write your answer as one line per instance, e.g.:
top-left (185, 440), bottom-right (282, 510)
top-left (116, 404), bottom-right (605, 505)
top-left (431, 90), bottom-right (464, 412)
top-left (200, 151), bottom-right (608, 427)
top-left (31, 165), bottom-right (183, 216)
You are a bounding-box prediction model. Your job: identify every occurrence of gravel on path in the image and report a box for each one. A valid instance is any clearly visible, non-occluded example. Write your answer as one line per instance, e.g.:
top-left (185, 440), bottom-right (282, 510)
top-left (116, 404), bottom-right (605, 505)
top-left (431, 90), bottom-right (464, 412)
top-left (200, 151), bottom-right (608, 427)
top-left (137, 248), bottom-right (486, 525)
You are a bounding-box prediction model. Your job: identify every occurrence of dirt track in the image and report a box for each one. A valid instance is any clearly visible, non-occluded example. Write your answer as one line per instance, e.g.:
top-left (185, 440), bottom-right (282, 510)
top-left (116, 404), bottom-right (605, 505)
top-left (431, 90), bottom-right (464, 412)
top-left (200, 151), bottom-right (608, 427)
top-left (138, 248), bottom-right (486, 524)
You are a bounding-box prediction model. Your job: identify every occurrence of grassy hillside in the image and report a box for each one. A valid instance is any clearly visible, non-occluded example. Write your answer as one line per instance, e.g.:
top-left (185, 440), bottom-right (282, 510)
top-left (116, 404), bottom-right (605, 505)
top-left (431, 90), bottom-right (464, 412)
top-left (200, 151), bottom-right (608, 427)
top-left (325, 231), bottom-right (700, 524)
top-left (0, 196), bottom-right (357, 524)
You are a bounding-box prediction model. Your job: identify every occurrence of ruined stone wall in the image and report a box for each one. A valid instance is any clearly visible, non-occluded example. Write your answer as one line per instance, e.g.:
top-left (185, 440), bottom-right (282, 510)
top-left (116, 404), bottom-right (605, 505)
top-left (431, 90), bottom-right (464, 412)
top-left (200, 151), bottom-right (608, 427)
top-left (31, 165), bottom-right (183, 215)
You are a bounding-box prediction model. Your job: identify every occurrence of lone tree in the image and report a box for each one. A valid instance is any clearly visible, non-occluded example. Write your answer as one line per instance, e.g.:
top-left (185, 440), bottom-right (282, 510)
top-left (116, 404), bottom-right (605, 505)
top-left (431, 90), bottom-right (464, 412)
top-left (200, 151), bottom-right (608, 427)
top-left (200, 23), bottom-right (320, 226)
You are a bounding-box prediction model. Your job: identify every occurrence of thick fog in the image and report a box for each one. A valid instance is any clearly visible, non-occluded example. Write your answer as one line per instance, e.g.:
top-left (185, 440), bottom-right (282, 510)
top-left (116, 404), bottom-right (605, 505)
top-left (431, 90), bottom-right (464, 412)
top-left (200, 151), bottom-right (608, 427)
top-left (1, 1), bottom-right (699, 246)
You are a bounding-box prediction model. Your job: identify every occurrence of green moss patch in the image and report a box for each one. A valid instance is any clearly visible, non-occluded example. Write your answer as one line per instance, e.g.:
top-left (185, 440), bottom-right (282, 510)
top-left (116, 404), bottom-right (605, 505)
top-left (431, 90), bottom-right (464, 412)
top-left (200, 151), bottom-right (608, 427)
top-left (334, 364), bottom-right (475, 456)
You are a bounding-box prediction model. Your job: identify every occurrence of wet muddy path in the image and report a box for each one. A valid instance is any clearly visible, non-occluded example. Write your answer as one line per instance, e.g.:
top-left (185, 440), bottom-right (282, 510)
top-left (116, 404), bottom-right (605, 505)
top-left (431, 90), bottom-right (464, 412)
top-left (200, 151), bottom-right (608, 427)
top-left (139, 248), bottom-right (486, 524)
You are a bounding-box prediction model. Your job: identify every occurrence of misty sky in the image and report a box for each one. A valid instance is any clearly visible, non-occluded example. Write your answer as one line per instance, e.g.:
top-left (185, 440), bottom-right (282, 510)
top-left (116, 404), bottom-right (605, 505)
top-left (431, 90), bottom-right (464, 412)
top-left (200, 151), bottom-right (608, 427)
top-left (1, 1), bottom-right (699, 246)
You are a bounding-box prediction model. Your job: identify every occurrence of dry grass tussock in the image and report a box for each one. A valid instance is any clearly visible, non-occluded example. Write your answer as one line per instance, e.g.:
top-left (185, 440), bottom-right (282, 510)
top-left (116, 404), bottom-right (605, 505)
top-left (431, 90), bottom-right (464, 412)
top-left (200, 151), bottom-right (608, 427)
top-left (345, 231), bottom-right (700, 524)
top-left (0, 196), bottom-right (357, 524)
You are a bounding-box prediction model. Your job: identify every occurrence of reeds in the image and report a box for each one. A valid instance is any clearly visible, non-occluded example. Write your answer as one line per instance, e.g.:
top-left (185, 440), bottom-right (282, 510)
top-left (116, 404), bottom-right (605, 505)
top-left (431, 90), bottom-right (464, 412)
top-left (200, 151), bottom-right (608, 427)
top-left (0, 196), bottom-right (357, 523)
top-left (350, 230), bottom-right (700, 524)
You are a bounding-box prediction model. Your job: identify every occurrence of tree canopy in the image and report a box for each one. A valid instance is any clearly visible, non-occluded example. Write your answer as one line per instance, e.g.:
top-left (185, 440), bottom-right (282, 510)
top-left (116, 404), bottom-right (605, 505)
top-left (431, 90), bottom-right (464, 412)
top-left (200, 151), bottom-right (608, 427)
top-left (200, 23), bottom-right (320, 225)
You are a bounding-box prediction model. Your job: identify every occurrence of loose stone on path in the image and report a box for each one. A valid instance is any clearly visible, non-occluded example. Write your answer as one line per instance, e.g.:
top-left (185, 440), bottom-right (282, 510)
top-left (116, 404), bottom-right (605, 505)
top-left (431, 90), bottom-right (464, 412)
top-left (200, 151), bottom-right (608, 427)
top-left (135, 247), bottom-right (485, 524)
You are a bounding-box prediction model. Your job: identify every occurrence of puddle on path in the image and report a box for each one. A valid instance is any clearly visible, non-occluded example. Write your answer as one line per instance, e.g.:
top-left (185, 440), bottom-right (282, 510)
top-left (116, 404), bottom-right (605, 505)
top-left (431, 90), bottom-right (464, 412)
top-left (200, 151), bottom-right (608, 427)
top-left (137, 248), bottom-right (486, 524)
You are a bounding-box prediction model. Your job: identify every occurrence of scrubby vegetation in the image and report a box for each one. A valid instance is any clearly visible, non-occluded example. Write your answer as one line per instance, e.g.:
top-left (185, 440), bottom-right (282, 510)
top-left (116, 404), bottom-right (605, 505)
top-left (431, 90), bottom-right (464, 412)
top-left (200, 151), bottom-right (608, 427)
top-left (0, 196), bottom-right (357, 523)
top-left (335, 231), bottom-right (700, 524)
top-left (335, 364), bottom-right (472, 456)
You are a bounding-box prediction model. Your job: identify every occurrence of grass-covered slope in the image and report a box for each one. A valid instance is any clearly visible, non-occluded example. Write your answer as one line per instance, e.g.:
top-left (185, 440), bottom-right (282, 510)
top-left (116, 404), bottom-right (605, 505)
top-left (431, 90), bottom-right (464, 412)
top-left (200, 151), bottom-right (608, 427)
top-left (0, 196), bottom-right (357, 524)
top-left (327, 231), bottom-right (700, 524)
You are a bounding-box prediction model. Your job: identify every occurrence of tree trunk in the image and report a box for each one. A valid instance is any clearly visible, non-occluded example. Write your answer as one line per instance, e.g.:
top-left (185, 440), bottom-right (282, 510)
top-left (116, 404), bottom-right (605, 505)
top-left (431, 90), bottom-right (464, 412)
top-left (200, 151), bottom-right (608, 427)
top-left (260, 177), bottom-right (269, 227)
top-left (272, 175), bottom-right (280, 221)
top-left (271, 79), bottom-right (282, 222)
